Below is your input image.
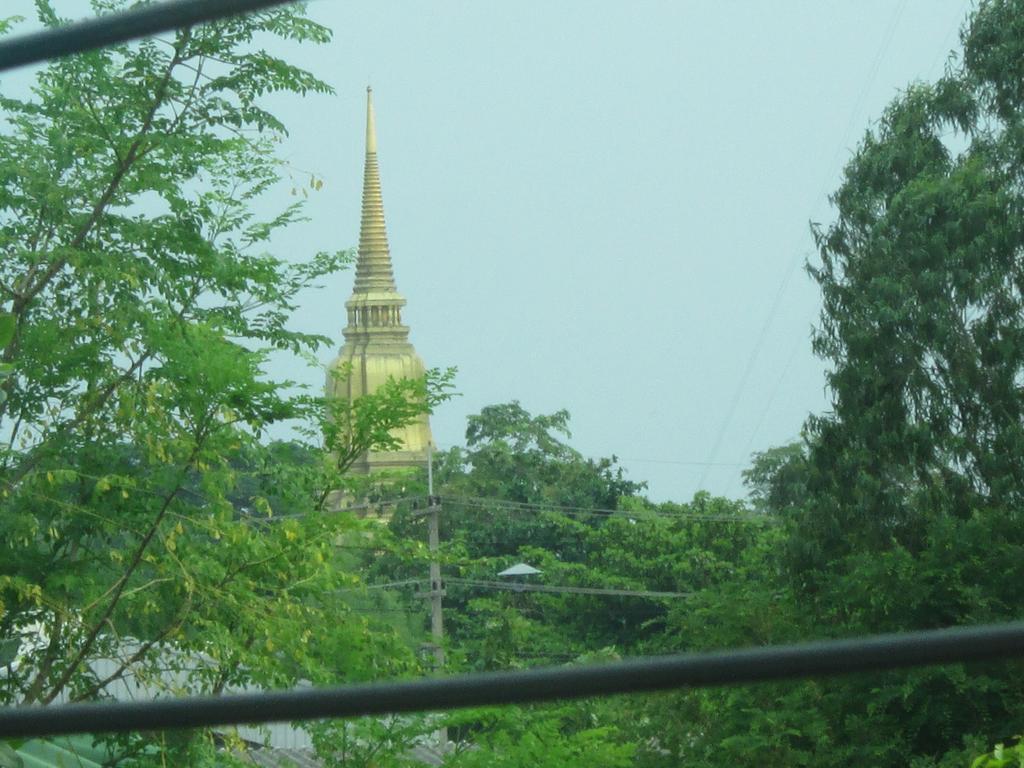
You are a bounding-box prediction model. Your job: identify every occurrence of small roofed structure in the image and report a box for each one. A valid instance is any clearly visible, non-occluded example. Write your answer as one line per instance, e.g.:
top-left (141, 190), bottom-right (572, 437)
top-left (497, 563), bottom-right (542, 578)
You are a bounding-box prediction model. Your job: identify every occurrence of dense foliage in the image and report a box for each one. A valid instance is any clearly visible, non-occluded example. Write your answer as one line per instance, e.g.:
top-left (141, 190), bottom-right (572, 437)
top-left (369, 0), bottom-right (1024, 763)
top-left (6, 0), bottom-right (1024, 765)
top-left (0, 2), bottom-right (446, 764)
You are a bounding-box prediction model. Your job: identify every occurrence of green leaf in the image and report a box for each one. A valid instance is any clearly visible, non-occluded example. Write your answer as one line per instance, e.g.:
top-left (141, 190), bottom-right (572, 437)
top-left (0, 638), bottom-right (18, 666)
top-left (0, 313), bottom-right (14, 349)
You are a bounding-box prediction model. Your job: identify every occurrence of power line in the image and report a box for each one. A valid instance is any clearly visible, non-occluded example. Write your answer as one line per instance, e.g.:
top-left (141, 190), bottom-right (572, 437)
top-left (433, 443), bottom-right (746, 470)
top-left (336, 575), bottom-right (689, 601)
top-left (835, 0), bottom-right (909, 161)
top-left (247, 495), bottom-right (427, 523)
top-left (740, 335), bottom-right (805, 461)
top-left (10, 464), bottom-right (424, 528)
top-left (925, 2), bottom-right (969, 79)
top-left (0, 0), bottom-right (302, 72)
top-left (2, 621), bottom-right (1023, 739)
top-left (441, 495), bottom-right (633, 518)
top-left (617, 457), bottom-right (745, 468)
top-left (713, 0), bottom-right (910, 498)
top-left (695, 254), bottom-right (806, 493)
top-left (335, 579), bottom-right (424, 594)
top-left (446, 577), bottom-right (690, 600)
top-left (443, 495), bottom-right (774, 525)
top-left (734, 0), bottom-right (960, 498)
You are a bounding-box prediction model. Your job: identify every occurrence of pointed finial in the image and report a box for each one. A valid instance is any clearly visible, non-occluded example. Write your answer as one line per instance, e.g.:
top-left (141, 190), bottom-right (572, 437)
top-left (350, 86), bottom-right (397, 296)
top-left (366, 85), bottom-right (377, 154)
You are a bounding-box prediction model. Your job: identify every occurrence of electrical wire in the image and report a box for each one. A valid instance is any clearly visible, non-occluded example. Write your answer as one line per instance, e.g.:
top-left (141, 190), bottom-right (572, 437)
top-left (694, 256), bottom-right (805, 493)
top-left (348, 576), bottom-right (690, 600)
top-left (7, 463), bottom-right (425, 528)
top-left (617, 457), bottom-right (745, 468)
top-left (740, 335), bottom-right (805, 460)
top-left (2, 621), bottom-right (1023, 739)
top-left (442, 495), bottom-right (774, 525)
top-left (714, 0), bottom-right (911, 498)
top-left (0, 0), bottom-right (302, 72)
top-left (446, 577), bottom-right (690, 600)
top-left (335, 579), bottom-right (424, 594)
top-left (925, 2), bottom-right (969, 78)
top-left (0, 1), bottom-right (993, 746)
top-left (247, 496), bottom-right (427, 523)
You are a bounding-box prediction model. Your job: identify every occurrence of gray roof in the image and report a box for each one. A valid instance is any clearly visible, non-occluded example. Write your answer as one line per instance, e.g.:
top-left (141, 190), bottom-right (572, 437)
top-left (242, 743), bottom-right (445, 768)
top-left (497, 563), bottom-right (542, 577)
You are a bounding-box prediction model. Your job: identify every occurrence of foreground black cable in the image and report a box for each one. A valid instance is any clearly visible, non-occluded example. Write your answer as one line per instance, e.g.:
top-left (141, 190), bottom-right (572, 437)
top-left (0, 0), bottom-right (300, 72)
top-left (2, 622), bottom-right (1023, 739)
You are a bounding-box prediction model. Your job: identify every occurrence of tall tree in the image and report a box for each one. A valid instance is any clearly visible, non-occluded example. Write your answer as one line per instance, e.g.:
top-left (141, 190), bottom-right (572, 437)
top-left (796, 0), bottom-right (1024, 567)
top-left (676, 1), bottom-right (1024, 765)
top-left (0, 3), bottom-right (445, 762)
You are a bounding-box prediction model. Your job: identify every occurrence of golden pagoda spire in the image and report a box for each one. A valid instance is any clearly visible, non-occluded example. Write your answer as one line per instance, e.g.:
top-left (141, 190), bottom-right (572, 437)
top-left (353, 86), bottom-right (397, 294)
top-left (328, 87), bottom-right (434, 476)
top-left (365, 84), bottom-right (377, 153)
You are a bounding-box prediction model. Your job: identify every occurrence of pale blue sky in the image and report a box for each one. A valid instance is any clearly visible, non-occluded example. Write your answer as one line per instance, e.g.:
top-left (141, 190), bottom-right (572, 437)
top-left (275, 1), bottom-right (970, 501)
top-left (3, 1), bottom-right (974, 502)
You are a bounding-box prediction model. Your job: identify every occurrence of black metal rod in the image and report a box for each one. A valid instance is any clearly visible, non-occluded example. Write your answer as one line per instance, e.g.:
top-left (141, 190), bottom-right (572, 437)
top-left (0, 0), bottom-right (301, 72)
top-left (1, 622), bottom-right (1023, 739)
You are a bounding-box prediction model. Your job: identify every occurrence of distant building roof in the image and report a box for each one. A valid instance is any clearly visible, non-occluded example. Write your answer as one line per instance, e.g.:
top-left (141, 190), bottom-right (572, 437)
top-left (245, 743), bottom-right (444, 768)
top-left (14, 736), bottom-right (116, 767)
top-left (497, 563), bottom-right (542, 577)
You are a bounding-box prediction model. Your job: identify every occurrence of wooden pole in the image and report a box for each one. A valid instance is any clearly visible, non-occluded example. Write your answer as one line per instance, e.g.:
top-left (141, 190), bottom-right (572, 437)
top-left (427, 444), bottom-right (447, 749)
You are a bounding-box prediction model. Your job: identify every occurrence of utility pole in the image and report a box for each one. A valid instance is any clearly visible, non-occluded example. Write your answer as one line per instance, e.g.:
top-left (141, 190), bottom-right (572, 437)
top-left (426, 444), bottom-right (447, 750)
top-left (427, 443), bottom-right (444, 672)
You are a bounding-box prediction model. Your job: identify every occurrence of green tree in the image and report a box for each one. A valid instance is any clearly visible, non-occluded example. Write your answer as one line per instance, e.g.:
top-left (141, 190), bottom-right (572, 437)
top-left (742, 441), bottom-right (808, 516)
top-left (582, 3), bottom-right (1024, 764)
top-left (971, 739), bottom-right (1024, 768)
top-left (415, 401), bottom-right (643, 558)
top-left (307, 715), bottom-right (434, 768)
top-left (443, 704), bottom-right (635, 768)
top-left (654, 1), bottom-right (1024, 765)
top-left (799, 0), bottom-right (1024, 565)
top-left (0, 3), bottom-right (446, 763)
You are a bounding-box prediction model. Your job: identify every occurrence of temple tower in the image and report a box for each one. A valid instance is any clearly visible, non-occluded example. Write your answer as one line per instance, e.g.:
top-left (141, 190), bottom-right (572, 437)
top-left (326, 87), bottom-right (433, 473)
